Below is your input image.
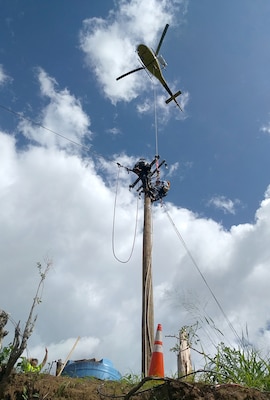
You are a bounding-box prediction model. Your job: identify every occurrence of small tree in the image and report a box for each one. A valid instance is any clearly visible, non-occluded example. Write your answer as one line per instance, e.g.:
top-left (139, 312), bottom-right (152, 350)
top-left (167, 324), bottom-right (200, 379)
top-left (0, 260), bottom-right (51, 389)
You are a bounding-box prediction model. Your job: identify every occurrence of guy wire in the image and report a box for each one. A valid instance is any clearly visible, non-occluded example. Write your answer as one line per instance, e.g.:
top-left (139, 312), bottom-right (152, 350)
top-left (163, 203), bottom-right (243, 346)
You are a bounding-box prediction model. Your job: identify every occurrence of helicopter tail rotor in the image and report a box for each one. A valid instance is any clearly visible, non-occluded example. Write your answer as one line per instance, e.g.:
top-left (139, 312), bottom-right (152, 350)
top-left (165, 90), bottom-right (181, 104)
top-left (165, 90), bottom-right (183, 111)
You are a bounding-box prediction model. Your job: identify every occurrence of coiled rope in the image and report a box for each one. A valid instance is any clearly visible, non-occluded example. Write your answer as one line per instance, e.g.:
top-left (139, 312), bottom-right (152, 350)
top-left (112, 164), bottom-right (140, 263)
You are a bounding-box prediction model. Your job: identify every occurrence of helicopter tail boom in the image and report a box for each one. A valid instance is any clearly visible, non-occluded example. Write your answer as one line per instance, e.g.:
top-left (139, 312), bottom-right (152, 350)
top-left (165, 90), bottom-right (181, 104)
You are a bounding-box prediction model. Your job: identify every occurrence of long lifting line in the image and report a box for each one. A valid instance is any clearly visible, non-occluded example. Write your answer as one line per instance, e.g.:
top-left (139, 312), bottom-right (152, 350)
top-left (163, 203), bottom-right (243, 346)
top-left (112, 164), bottom-right (139, 263)
top-left (153, 84), bottom-right (159, 157)
top-left (153, 84), bottom-right (162, 185)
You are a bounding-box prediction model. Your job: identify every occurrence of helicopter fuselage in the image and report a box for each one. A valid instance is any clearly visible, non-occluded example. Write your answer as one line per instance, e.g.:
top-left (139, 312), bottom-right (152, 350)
top-left (137, 44), bottom-right (165, 84)
top-left (136, 44), bottom-right (182, 110)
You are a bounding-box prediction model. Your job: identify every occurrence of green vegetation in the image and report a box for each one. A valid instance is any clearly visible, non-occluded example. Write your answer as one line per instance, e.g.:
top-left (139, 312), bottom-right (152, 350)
top-left (0, 344), bottom-right (13, 371)
top-left (200, 342), bottom-right (270, 391)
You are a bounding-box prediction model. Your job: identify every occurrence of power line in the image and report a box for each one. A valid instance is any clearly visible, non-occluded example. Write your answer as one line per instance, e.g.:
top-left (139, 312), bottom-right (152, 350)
top-left (0, 103), bottom-right (91, 152)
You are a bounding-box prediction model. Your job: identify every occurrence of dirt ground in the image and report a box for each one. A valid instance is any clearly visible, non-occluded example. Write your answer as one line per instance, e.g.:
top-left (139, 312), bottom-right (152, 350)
top-left (1, 373), bottom-right (270, 400)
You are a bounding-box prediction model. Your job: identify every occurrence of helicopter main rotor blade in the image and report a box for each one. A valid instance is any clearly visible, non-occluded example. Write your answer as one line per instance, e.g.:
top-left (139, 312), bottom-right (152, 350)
top-left (155, 24), bottom-right (169, 56)
top-left (116, 67), bottom-right (144, 81)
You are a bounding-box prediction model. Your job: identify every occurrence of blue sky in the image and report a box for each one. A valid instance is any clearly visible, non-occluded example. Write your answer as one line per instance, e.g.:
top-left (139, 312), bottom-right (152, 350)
top-left (1, 0), bottom-right (270, 376)
top-left (2, 1), bottom-right (270, 227)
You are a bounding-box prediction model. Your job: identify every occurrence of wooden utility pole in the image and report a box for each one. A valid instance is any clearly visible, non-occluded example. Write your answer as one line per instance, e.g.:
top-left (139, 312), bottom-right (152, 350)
top-left (141, 191), bottom-right (154, 376)
top-left (128, 156), bottom-right (168, 377)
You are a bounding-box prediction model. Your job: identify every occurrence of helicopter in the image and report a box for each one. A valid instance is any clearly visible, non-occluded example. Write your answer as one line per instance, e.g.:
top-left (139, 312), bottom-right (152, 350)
top-left (116, 24), bottom-right (182, 111)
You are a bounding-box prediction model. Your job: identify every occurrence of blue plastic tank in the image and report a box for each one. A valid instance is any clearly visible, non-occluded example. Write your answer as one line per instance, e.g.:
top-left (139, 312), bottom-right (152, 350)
top-left (62, 358), bottom-right (121, 380)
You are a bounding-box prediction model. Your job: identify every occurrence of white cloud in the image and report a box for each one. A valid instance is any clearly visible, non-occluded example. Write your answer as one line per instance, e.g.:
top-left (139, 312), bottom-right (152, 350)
top-left (0, 64), bottom-right (12, 86)
top-left (261, 123), bottom-right (270, 135)
top-left (264, 185), bottom-right (270, 198)
top-left (136, 88), bottom-right (188, 125)
top-left (208, 195), bottom-right (241, 215)
top-left (79, 0), bottom-right (188, 106)
top-left (18, 68), bottom-right (91, 152)
top-left (167, 162), bottom-right (179, 177)
top-left (2, 123), bottom-right (270, 375)
top-left (106, 127), bottom-right (122, 136)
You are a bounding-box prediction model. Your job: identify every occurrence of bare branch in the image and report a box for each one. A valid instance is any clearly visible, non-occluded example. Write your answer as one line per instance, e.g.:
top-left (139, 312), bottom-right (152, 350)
top-left (0, 260), bottom-right (52, 387)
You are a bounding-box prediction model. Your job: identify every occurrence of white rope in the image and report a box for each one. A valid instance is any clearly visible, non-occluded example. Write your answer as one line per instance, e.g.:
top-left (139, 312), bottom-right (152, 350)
top-left (112, 165), bottom-right (139, 263)
top-left (153, 84), bottom-right (159, 157)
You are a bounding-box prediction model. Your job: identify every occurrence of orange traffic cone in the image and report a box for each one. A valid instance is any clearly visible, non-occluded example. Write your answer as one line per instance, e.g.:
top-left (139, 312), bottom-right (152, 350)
top-left (148, 323), bottom-right (164, 377)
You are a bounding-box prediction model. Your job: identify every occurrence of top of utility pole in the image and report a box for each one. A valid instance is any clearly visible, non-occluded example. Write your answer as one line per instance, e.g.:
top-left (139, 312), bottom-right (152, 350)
top-left (129, 155), bottom-right (170, 203)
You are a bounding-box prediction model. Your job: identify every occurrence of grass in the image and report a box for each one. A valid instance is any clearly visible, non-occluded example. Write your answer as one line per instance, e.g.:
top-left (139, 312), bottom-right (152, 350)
top-left (200, 342), bottom-right (270, 391)
top-left (168, 320), bottom-right (270, 392)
